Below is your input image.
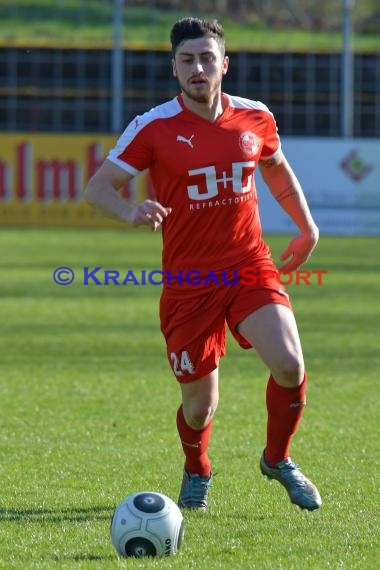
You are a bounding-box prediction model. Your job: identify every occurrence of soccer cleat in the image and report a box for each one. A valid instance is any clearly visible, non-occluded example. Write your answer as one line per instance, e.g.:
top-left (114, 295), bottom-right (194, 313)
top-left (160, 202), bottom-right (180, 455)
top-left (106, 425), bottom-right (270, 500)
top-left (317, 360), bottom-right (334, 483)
top-left (178, 469), bottom-right (212, 511)
top-left (260, 452), bottom-right (322, 511)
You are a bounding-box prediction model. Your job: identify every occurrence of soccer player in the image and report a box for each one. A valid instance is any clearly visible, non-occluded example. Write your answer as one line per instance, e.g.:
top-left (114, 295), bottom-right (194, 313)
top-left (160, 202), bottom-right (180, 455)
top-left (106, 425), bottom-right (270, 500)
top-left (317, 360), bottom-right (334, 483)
top-left (85, 17), bottom-right (322, 512)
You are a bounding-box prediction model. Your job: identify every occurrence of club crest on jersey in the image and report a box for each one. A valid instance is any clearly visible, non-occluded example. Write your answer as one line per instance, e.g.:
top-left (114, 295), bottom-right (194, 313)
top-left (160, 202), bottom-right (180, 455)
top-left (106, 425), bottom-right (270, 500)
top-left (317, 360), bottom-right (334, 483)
top-left (239, 132), bottom-right (261, 156)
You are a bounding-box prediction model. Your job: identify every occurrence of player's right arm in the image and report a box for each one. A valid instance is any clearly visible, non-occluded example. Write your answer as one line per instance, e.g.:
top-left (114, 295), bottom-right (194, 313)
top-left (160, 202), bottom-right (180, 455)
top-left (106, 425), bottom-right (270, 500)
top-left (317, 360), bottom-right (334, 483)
top-left (84, 159), bottom-right (172, 231)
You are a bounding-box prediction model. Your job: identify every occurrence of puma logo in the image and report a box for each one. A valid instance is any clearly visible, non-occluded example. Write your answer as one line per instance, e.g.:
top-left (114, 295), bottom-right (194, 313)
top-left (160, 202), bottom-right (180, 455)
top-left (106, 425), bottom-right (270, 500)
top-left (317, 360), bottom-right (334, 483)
top-left (177, 134), bottom-right (195, 148)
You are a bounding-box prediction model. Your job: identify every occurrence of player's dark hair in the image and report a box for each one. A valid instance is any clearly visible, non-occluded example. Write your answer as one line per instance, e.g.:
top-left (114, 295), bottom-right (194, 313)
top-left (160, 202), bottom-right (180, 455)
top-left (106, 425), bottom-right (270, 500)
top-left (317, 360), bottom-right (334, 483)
top-left (170, 17), bottom-right (225, 56)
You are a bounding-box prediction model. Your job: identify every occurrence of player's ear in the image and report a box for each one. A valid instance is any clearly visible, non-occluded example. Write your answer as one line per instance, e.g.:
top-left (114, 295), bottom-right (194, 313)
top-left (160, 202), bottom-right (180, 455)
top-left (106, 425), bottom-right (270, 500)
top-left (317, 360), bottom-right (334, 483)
top-left (222, 55), bottom-right (229, 76)
top-left (172, 59), bottom-right (177, 78)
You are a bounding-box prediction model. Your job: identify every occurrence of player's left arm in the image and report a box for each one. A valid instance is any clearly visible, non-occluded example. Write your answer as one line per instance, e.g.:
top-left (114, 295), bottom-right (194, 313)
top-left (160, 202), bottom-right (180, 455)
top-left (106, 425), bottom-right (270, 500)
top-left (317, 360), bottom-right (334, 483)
top-left (259, 153), bottom-right (319, 272)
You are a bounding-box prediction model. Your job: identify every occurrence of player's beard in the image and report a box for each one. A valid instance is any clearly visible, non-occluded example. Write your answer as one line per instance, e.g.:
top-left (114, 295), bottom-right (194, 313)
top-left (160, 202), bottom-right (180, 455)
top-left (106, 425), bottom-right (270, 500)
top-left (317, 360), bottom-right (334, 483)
top-left (179, 74), bottom-right (223, 104)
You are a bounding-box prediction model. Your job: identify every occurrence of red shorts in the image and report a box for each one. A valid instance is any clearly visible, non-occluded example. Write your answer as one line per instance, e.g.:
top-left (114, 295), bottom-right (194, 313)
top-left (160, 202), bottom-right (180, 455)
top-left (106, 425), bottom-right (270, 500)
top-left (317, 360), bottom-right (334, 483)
top-left (159, 266), bottom-right (292, 383)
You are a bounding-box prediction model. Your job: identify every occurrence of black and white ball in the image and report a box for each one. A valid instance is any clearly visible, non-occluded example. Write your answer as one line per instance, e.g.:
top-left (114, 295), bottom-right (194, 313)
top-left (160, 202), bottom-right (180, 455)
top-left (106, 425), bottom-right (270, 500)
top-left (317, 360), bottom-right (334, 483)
top-left (110, 491), bottom-right (184, 558)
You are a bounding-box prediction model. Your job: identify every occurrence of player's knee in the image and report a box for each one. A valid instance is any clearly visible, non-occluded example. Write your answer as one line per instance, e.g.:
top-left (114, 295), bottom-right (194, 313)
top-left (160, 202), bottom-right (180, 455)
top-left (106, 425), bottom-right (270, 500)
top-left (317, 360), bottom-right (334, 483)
top-left (273, 355), bottom-right (304, 387)
top-left (185, 403), bottom-right (216, 430)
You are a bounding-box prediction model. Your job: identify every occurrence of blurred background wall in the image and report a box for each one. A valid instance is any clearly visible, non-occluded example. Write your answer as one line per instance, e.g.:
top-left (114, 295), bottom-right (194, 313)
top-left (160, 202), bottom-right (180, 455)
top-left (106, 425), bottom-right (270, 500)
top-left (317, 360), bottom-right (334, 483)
top-left (0, 1), bottom-right (379, 232)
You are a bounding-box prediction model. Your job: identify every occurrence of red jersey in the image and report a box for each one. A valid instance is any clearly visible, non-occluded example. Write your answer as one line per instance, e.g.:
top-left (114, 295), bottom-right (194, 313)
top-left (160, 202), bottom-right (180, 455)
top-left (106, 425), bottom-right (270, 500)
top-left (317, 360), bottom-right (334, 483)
top-left (107, 94), bottom-right (282, 289)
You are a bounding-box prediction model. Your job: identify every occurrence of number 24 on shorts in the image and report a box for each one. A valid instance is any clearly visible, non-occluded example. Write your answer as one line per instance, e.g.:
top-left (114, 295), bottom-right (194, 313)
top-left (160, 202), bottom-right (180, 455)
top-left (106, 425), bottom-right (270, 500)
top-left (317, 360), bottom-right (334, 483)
top-left (170, 351), bottom-right (194, 377)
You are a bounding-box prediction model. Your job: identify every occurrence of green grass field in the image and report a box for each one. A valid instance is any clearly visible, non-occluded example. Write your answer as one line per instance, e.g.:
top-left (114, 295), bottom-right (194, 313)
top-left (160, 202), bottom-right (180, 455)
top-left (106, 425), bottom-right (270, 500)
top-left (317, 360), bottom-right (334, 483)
top-left (0, 228), bottom-right (379, 569)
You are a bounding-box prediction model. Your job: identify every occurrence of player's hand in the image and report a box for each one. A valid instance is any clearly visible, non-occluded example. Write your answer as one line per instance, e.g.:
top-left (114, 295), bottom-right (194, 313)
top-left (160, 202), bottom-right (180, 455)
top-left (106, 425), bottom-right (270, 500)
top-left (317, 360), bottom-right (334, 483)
top-left (279, 228), bottom-right (319, 272)
top-left (129, 200), bottom-right (172, 231)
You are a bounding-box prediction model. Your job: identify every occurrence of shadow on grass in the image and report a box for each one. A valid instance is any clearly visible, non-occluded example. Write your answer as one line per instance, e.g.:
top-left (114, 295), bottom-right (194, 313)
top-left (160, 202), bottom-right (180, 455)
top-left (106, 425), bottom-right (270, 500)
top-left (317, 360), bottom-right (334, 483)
top-left (65, 554), bottom-right (115, 561)
top-left (0, 504), bottom-right (113, 523)
top-left (0, 505), bottom-right (118, 562)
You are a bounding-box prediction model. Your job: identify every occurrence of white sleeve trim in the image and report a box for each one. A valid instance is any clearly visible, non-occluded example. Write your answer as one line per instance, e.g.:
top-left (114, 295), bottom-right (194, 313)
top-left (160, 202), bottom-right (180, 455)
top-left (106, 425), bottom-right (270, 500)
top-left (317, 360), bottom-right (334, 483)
top-left (260, 146), bottom-right (283, 161)
top-left (107, 155), bottom-right (140, 176)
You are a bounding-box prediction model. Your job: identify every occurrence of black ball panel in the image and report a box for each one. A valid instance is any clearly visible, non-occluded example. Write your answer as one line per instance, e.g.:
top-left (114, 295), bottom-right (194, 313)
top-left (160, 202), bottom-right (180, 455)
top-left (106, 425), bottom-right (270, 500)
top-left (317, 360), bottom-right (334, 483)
top-left (133, 492), bottom-right (165, 513)
top-left (125, 537), bottom-right (157, 557)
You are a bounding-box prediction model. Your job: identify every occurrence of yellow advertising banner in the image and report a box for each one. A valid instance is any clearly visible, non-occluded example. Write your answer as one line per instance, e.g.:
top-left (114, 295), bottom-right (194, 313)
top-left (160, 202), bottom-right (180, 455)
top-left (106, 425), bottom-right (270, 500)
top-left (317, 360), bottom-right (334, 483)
top-left (0, 133), bottom-right (152, 227)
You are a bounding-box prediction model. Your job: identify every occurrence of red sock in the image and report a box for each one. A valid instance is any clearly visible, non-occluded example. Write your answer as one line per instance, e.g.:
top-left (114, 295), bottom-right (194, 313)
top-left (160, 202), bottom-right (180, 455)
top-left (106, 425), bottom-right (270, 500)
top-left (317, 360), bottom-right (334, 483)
top-left (265, 373), bottom-right (307, 467)
top-left (176, 405), bottom-right (212, 477)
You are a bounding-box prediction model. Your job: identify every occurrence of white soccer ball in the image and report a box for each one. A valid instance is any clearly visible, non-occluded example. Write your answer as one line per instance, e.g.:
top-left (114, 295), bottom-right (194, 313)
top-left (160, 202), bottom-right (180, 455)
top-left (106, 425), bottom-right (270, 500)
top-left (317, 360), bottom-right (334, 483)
top-left (110, 491), bottom-right (184, 558)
